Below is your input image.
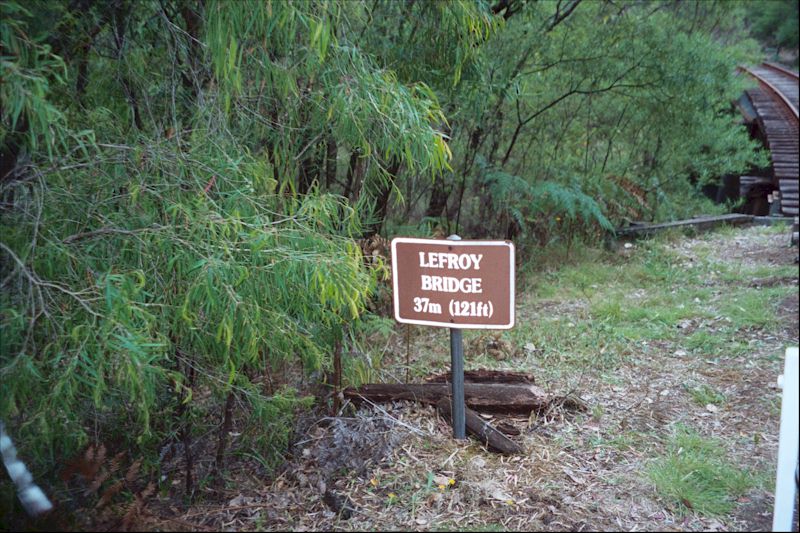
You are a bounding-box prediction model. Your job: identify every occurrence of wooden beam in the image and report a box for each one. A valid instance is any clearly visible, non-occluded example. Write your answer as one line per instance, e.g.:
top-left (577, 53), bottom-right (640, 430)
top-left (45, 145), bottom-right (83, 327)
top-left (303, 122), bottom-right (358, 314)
top-left (436, 398), bottom-right (522, 455)
top-left (343, 383), bottom-right (551, 414)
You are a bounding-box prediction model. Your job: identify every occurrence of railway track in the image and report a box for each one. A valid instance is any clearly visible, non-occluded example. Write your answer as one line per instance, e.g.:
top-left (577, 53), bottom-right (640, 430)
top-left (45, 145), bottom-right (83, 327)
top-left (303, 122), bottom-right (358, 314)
top-left (739, 62), bottom-right (799, 216)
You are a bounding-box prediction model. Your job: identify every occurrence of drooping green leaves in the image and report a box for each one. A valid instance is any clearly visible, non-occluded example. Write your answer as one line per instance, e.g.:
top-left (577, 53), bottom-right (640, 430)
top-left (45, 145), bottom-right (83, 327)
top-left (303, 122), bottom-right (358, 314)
top-left (0, 1), bottom-right (68, 156)
top-left (0, 0), bottom-right (775, 482)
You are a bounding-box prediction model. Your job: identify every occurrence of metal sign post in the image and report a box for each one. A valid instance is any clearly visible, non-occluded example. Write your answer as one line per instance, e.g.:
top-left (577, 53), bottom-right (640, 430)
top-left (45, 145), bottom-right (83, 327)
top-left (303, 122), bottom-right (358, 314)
top-left (447, 235), bottom-right (466, 440)
top-left (449, 326), bottom-right (466, 439)
top-left (390, 235), bottom-right (515, 441)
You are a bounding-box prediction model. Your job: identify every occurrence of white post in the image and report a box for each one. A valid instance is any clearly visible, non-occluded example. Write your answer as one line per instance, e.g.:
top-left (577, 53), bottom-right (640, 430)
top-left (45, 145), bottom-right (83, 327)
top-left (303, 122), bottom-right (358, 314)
top-left (773, 347), bottom-right (799, 532)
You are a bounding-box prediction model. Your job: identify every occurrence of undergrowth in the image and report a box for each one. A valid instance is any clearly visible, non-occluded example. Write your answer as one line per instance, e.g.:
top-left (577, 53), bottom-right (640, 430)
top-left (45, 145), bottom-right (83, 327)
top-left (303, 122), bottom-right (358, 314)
top-left (648, 424), bottom-right (754, 516)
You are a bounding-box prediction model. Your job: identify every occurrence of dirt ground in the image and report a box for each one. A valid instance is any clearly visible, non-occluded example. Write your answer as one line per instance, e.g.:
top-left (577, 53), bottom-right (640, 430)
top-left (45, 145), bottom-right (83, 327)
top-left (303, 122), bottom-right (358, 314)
top-left (135, 225), bottom-right (798, 532)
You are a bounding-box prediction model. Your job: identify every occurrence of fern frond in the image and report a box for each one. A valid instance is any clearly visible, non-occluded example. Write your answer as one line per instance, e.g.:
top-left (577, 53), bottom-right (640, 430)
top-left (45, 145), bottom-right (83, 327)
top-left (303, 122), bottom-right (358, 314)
top-left (480, 159), bottom-right (614, 235)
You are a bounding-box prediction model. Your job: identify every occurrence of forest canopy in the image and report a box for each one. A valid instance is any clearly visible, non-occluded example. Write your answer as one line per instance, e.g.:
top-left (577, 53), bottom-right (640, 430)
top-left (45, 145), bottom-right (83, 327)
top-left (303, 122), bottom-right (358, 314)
top-left (747, 0), bottom-right (799, 57)
top-left (0, 0), bottom-right (772, 493)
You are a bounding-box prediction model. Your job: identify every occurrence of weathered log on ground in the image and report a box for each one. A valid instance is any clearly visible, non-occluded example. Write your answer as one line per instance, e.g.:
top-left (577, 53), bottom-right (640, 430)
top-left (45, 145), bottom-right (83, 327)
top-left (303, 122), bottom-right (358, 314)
top-left (495, 421), bottom-right (521, 436)
top-left (343, 383), bottom-right (551, 414)
top-left (435, 398), bottom-right (522, 454)
top-left (615, 214), bottom-right (753, 238)
top-left (425, 369), bottom-right (536, 385)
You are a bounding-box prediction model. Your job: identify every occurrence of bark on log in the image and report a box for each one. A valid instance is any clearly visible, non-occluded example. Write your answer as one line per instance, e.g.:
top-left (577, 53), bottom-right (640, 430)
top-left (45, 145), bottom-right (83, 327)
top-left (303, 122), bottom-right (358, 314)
top-left (426, 369), bottom-right (536, 385)
top-left (495, 421), bottom-right (521, 436)
top-left (436, 398), bottom-right (522, 454)
top-left (343, 383), bottom-right (551, 414)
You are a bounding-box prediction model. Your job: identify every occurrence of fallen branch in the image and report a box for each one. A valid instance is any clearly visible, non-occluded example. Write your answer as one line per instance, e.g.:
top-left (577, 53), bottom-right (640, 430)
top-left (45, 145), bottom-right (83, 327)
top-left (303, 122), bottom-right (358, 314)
top-left (436, 398), bottom-right (522, 455)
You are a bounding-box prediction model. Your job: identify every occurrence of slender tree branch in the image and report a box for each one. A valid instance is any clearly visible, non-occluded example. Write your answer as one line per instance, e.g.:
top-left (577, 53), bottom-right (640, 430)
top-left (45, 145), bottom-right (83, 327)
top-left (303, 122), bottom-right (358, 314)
top-left (0, 241), bottom-right (101, 317)
top-left (542, 0), bottom-right (582, 33)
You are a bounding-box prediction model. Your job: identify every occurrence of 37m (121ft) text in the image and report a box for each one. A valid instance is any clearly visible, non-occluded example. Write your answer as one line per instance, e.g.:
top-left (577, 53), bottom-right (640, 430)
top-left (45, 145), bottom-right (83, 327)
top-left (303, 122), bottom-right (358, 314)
top-left (413, 297), bottom-right (442, 314)
top-left (449, 300), bottom-right (493, 318)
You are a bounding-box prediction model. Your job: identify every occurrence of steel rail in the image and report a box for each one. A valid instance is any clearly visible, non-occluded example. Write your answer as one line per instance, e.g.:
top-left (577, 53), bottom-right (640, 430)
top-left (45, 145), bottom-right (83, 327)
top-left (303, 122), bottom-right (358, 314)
top-left (763, 61), bottom-right (800, 81)
top-left (738, 64), bottom-right (799, 119)
top-left (738, 63), bottom-right (800, 216)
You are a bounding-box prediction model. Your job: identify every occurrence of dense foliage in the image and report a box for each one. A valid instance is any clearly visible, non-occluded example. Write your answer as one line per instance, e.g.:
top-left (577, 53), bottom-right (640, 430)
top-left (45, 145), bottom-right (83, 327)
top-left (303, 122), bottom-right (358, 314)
top-left (747, 0), bottom-right (799, 58)
top-left (0, 0), bottom-right (768, 500)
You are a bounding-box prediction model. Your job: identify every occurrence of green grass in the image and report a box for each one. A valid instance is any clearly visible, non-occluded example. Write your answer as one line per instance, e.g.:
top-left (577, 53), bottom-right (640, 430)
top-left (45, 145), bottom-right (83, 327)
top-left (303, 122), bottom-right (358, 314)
top-left (684, 382), bottom-right (726, 406)
top-left (510, 228), bottom-right (790, 382)
top-left (648, 425), bottom-right (753, 516)
top-left (589, 430), bottom-right (649, 452)
top-left (720, 263), bottom-right (799, 282)
top-left (719, 288), bottom-right (789, 329)
top-left (684, 329), bottom-right (753, 358)
top-left (590, 291), bottom-right (710, 334)
top-left (760, 221), bottom-right (790, 234)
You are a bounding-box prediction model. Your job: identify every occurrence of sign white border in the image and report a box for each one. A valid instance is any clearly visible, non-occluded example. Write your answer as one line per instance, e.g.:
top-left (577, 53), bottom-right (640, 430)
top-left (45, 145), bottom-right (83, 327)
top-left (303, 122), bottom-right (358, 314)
top-left (390, 237), bottom-right (515, 329)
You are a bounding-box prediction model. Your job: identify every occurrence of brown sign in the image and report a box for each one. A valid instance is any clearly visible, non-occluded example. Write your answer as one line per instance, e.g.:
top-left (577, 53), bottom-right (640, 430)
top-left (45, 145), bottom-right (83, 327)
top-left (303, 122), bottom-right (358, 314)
top-left (391, 237), bottom-right (515, 329)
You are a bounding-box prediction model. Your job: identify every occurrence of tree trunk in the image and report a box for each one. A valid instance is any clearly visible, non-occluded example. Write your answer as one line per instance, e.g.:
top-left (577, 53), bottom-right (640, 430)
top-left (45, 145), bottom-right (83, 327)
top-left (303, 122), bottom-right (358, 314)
top-left (425, 121), bottom-right (454, 220)
top-left (298, 143), bottom-right (318, 195)
top-left (331, 338), bottom-right (342, 415)
top-left (425, 175), bottom-right (451, 219)
top-left (112, 0), bottom-right (144, 130)
top-left (485, 110), bottom-right (504, 166)
top-left (325, 135), bottom-right (337, 190)
top-left (179, 2), bottom-right (204, 98)
top-left (75, 25), bottom-right (102, 103)
top-left (500, 120), bottom-right (524, 168)
top-left (362, 158), bottom-right (401, 237)
top-left (174, 354), bottom-right (196, 497)
top-left (453, 126), bottom-right (483, 233)
top-left (0, 115), bottom-right (25, 185)
top-left (214, 390), bottom-right (235, 476)
top-left (343, 149), bottom-right (363, 201)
